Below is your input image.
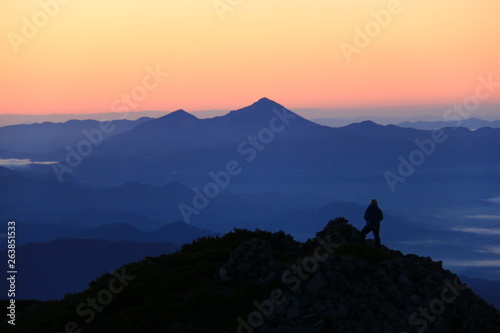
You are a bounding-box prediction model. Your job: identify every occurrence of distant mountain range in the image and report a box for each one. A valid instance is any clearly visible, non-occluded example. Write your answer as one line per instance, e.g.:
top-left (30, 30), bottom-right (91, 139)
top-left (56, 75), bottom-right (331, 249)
top-left (4, 221), bottom-right (217, 247)
top-left (313, 116), bottom-right (500, 129)
top-left (0, 166), bottom-right (331, 232)
top-left (1, 100), bottom-right (498, 163)
top-left (43, 98), bottom-right (498, 213)
top-left (0, 117), bottom-right (151, 154)
top-left (0, 111), bottom-right (166, 127)
top-left (91, 98), bottom-right (316, 156)
top-left (0, 164), bottom-right (447, 241)
top-left (3, 105), bottom-right (499, 128)
top-left (0, 162), bottom-right (494, 278)
top-left (0, 238), bottom-right (178, 300)
top-left (397, 117), bottom-right (500, 130)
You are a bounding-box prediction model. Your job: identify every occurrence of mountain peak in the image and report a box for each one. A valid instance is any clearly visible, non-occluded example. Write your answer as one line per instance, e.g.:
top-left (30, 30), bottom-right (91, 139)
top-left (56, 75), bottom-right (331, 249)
top-left (246, 97), bottom-right (289, 111)
top-left (165, 109), bottom-right (198, 121)
top-left (143, 109), bottom-right (199, 128)
top-left (357, 120), bottom-right (379, 126)
top-left (253, 97), bottom-right (277, 105)
top-left (342, 120), bottom-right (382, 130)
top-left (204, 98), bottom-right (320, 135)
top-left (223, 98), bottom-right (310, 125)
top-left (123, 109), bottom-right (199, 137)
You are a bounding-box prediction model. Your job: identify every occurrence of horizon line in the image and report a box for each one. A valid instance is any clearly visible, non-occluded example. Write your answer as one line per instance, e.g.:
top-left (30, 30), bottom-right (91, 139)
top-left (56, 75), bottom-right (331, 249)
top-left (2, 101), bottom-right (500, 117)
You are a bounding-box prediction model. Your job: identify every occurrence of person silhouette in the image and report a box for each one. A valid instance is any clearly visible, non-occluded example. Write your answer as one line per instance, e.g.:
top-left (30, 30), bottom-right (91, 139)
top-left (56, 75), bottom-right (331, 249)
top-left (361, 199), bottom-right (384, 247)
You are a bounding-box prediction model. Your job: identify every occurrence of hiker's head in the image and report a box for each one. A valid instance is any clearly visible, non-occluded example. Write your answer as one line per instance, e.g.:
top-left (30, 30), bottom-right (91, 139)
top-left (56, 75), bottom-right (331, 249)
top-left (370, 199), bottom-right (378, 206)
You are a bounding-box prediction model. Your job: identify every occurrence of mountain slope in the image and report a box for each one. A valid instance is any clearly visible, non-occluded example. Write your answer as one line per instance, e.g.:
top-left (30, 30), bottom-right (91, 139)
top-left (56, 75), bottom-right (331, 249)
top-left (0, 117), bottom-right (152, 154)
top-left (4, 219), bottom-right (499, 332)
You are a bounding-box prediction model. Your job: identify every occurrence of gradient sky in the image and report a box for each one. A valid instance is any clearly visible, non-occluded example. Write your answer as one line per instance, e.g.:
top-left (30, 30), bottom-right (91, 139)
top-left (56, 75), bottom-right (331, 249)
top-left (1, 0), bottom-right (500, 115)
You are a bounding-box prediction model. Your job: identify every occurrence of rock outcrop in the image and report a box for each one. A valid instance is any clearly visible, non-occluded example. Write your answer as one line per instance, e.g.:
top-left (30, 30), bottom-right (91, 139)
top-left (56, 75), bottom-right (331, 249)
top-left (218, 230), bottom-right (299, 286)
top-left (218, 238), bottom-right (285, 286)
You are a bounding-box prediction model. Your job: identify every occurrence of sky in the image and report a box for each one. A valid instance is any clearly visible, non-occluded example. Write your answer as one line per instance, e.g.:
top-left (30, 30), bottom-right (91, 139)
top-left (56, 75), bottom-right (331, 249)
top-left (1, 0), bottom-right (500, 115)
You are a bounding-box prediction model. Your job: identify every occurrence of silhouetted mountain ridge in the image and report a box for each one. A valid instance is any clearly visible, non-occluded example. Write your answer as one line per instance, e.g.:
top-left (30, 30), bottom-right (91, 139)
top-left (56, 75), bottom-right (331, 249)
top-left (95, 97), bottom-right (318, 155)
top-left (398, 117), bottom-right (500, 130)
top-left (221, 97), bottom-right (312, 125)
top-left (138, 109), bottom-right (199, 129)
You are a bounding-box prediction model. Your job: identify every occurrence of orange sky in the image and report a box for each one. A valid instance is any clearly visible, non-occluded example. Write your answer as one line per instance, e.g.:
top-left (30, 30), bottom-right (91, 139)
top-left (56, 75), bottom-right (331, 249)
top-left (1, 0), bottom-right (500, 115)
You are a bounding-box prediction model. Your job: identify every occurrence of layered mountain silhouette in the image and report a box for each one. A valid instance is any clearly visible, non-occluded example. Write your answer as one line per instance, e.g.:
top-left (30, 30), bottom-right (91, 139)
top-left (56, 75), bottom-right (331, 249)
top-left (0, 167), bottom-right (331, 232)
top-left (0, 166), bottom-right (455, 249)
top-left (0, 238), bottom-right (179, 300)
top-left (54, 99), bottom-right (499, 219)
top-left (5, 221), bottom-right (218, 247)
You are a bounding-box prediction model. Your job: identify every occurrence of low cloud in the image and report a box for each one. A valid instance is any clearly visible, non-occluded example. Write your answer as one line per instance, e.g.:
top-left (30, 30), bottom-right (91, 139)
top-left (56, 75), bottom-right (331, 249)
top-left (0, 158), bottom-right (57, 169)
top-left (484, 197), bottom-right (500, 205)
top-left (397, 239), bottom-right (443, 245)
top-left (445, 260), bottom-right (500, 268)
top-left (451, 227), bottom-right (500, 236)
top-left (465, 215), bottom-right (500, 221)
top-left (474, 246), bottom-right (500, 255)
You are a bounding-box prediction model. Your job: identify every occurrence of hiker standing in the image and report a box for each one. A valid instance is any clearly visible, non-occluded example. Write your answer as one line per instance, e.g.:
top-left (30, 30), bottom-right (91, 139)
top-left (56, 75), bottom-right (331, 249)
top-left (361, 199), bottom-right (384, 247)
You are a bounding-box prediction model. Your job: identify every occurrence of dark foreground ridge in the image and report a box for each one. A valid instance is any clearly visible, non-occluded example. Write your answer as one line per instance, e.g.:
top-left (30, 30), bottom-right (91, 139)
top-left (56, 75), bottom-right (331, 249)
top-left (2, 218), bottom-right (500, 332)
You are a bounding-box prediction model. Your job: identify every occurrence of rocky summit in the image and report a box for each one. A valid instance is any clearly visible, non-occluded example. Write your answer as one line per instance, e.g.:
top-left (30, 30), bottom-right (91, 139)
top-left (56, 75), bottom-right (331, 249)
top-left (3, 218), bottom-right (500, 333)
top-left (217, 218), bottom-right (500, 333)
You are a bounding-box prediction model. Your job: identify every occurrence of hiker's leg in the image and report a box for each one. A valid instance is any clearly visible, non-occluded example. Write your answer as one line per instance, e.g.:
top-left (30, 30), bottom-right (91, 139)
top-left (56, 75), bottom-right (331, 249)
top-left (373, 229), bottom-right (381, 247)
top-left (360, 226), bottom-right (370, 241)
